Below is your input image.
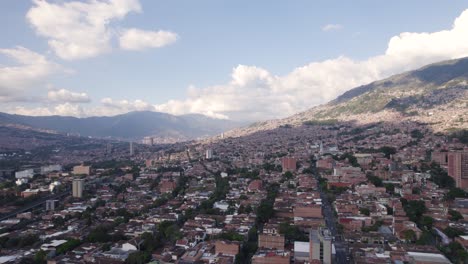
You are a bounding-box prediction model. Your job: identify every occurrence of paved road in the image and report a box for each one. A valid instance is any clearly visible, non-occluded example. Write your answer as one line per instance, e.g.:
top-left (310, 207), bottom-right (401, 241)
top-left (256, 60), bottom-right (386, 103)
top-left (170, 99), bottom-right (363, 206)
top-left (0, 190), bottom-right (70, 221)
top-left (316, 174), bottom-right (350, 264)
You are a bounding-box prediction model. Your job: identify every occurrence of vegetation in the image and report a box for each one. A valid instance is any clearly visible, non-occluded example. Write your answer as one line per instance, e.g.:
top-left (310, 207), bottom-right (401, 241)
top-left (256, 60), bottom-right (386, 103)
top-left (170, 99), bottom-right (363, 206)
top-left (56, 239), bottom-right (81, 255)
top-left (303, 119), bottom-right (339, 126)
top-left (125, 251), bottom-right (151, 264)
top-left (448, 210), bottom-right (464, 221)
top-left (439, 242), bottom-right (468, 263)
top-left (359, 208), bottom-right (370, 216)
top-left (0, 234), bottom-right (39, 249)
top-left (448, 129), bottom-right (468, 144)
top-left (429, 162), bottom-right (455, 188)
top-left (367, 174), bottom-right (383, 187)
top-left (279, 222), bottom-right (308, 243)
top-left (379, 146), bottom-right (397, 159)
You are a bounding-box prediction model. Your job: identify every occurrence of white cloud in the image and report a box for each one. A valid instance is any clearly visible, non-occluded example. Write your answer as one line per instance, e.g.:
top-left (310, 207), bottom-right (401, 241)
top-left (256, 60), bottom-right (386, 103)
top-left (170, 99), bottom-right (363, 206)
top-left (322, 24), bottom-right (343, 32)
top-left (47, 89), bottom-right (91, 103)
top-left (0, 46), bottom-right (62, 102)
top-left (9, 98), bottom-right (155, 117)
top-left (26, 0), bottom-right (177, 60)
top-left (154, 9), bottom-right (468, 121)
top-left (119, 28), bottom-right (178, 51)
top-left (13, 103), bottom-right (85, 117)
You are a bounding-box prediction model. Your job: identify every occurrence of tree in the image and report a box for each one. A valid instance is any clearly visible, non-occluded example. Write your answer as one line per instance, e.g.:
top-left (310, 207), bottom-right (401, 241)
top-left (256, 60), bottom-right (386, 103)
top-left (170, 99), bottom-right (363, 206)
top-left (444, 227), bottom-right (465, 238)
top-left (56, 239), bottom-right (81, 255)
top-left (125, 251), bottom-right (151, 264)
top-left (429, 162), bottom-right (455, 188)
top-left (446, 188), bottom-right (468, 201)
top-left (34, 250), bottom-right (47, 264)
top-left (419, 216), bottom-right (434, 230)
top-left (449, 210), bottom-right (464, 221)
top-left (359, 208), bottom-right (370, 216)
top-left (279, 222), bottom-right (307, 243)
top-left (402, 229), bottom-right (416, 242)
top-left (379, 146), bottom-right (397, 159)
top-left (410, 129), bottom-right (424, 140)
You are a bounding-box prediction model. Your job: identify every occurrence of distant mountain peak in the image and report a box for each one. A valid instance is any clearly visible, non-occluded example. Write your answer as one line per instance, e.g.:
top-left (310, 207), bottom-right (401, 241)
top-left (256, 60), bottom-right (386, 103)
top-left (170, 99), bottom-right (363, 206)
top-left (0, 111), bottom-right (243, 142)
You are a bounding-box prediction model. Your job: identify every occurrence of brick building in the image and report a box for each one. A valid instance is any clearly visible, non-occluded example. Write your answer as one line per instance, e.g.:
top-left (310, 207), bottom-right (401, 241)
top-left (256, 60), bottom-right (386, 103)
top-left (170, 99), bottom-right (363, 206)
top-left (258, 234), bottom-right (285, 250)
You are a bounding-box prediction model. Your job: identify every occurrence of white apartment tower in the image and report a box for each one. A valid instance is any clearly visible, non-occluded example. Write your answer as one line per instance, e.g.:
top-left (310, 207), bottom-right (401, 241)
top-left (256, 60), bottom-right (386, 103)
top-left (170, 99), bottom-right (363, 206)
top-left (72, 179), bottom-right (84, 198)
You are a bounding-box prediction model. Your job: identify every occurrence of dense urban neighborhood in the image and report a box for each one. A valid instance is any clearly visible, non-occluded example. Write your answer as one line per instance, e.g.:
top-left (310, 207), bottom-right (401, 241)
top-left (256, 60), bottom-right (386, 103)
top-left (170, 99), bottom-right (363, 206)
top-left (0, 121), bottom-right (467, 264)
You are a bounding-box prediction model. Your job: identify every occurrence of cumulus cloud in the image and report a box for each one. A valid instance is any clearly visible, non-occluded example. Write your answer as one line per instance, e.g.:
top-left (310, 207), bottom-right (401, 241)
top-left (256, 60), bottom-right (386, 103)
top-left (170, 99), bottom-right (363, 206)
top-left (47, 89), bottom-right (91, 103)
top-left (13, 103), bottom-right (85, 117)
top-left (26, 0), bottom-right (141, 60)
top-left (26, 0), bottom-right (177, 60)
top-left (119, 28), bottom-right (178, 50)
top-left (154, 9), bottom-right (468, 121)
top-left (0, 46), bottom-right (62, 102)
top-left (8, 97), bottom-right (156, 117)
top-left (322, 24), bottom-right (343, 32)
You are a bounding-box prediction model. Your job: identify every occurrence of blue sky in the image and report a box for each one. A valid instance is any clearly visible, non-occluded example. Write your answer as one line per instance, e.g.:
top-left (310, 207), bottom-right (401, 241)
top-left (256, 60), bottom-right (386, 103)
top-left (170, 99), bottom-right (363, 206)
top-left (1, 0), bottom-right (468, 120)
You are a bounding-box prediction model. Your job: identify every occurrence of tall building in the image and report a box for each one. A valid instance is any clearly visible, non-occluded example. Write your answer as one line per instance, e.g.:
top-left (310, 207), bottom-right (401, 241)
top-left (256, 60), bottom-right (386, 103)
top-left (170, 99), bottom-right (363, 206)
top-left (106, 143), bottom-right (112, 155)
top-left (448, 151), bottom-right (468, 189)
top-left (206, 149), bottom-right (213, 159)
top-left (130, 142), bottom-right (134, 156)
top-left (281, 157), bottom-right (297, 172)
top-left (310, 227), bottom-right (333, 264)
top-left (72, 179), bottom-right (84, 198)
top-left (46, 200), bottom-right (57, 211)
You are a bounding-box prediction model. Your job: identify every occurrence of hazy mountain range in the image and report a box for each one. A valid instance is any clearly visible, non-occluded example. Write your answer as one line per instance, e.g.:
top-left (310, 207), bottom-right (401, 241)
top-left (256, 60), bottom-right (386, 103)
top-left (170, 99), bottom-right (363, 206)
top-left (0, 111), bottom-right (243, 141)
top-left (1, 57), bottom-right (467, 144)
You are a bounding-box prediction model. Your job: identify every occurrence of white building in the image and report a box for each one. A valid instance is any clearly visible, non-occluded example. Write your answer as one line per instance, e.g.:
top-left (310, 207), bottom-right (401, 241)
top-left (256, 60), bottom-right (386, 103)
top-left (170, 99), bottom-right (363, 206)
top-left (15, 169), bottom-right (34, 179)
top-left (72, 179), bottom-right (84, 198)
top-left (206, 149), bottom-right (213, 159)
top-left (40, 165), bottom-right (62, 175)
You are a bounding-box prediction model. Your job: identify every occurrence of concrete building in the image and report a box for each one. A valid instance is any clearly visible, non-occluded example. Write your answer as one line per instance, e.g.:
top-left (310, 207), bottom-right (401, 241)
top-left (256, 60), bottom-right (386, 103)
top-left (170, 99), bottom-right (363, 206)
top-left (72, 165), bottom-right (90, 176)
top-left (206, 149), bottom-right (213, 159)
top-left (281, 157), bottom-right (297, 172)
top-left (310, 227), bottom-right (332, 264)
top-left (294, 241), bottom-right (310, 263)
top-left (15, 169), bottom-right (34, 179)
top-left (448, 151), bottom-right (468, 189)
top-left (252, 250), bottom-right (290, 264)
top-left (432, 151), bottom-right (448, 166)
top-left (46, 200), bottom-right (57, 211)
top-left (72, 179), bottom-right (84, 198)
top-left (130, 142), bottom-right (134, 156)
top-left (40, 165), bottom-right (62, 175)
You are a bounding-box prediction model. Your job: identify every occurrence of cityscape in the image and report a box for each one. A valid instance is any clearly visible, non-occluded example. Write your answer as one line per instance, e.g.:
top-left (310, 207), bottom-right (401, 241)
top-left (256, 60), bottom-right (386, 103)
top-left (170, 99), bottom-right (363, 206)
top-left (1, 1), bottom-right (468, 264)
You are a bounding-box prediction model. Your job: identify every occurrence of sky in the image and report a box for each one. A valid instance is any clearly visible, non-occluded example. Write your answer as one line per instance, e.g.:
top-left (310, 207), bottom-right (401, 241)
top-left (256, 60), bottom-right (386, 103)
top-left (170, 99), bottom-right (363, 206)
top-left (1, 0), bottom-right (468, 121)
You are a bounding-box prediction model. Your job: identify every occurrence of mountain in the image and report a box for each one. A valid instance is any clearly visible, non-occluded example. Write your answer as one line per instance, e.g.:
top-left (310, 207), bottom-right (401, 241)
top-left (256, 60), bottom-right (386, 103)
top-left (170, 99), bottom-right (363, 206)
top-left (226, 57), bottom-right (468, 137)
top-left (0, 111), bottom-right (243, 142)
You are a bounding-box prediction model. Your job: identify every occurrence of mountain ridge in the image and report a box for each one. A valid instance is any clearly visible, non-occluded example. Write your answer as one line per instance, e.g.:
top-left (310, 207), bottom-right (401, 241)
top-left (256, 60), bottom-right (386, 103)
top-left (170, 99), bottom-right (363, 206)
top-left (0, 110), bottom-right (243, 141)
top-left (223, 57), bottom-right (468, 138)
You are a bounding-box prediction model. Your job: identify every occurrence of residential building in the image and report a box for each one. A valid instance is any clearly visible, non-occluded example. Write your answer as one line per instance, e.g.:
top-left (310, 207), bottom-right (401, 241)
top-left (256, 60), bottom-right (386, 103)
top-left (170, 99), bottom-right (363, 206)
top-left (72, 179), bottom-right (84, 198)
top-left (310, 227), bottom-right (332, 264)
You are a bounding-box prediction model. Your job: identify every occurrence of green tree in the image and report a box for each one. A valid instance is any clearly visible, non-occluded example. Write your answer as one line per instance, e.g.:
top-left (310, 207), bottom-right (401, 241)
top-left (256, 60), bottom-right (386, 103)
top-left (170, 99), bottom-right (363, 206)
top-left (125, 251), bottom-right (151, 264)
top-left (359, 208), bottom-right (370, 216)
top-left (449, 210), bottom-right (463, 221)
top-left (34, 250), bottom-right (47, 264)
top-left (402, 229), bottom-right (416, 242)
